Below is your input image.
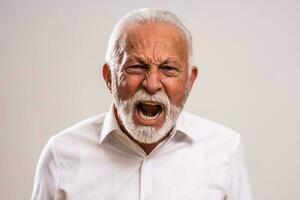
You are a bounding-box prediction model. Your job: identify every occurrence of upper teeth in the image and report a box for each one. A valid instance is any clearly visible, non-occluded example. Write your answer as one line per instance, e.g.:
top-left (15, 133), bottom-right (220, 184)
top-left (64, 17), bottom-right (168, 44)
top-left (141, 101), bottom-right (160, 106)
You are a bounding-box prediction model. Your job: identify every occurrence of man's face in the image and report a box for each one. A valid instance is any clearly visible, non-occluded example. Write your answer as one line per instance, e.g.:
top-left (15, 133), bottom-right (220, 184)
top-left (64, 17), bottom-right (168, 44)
top-left (104, 22), bottom-right (197, 143)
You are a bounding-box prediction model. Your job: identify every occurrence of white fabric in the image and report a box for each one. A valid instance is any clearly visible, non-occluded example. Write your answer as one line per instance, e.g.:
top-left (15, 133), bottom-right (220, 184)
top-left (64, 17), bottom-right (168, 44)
top-left (31, 106), bottom-right (253, 200)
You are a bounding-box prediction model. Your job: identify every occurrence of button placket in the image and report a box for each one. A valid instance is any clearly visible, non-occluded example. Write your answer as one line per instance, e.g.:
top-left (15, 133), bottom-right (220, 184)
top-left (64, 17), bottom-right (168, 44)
top-left (140, 158), bottom-right (153, 200)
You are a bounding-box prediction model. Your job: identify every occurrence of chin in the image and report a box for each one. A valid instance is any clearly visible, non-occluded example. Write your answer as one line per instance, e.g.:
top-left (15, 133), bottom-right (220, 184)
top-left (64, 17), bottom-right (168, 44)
top-left (113, 88), bottom-right (185, 144)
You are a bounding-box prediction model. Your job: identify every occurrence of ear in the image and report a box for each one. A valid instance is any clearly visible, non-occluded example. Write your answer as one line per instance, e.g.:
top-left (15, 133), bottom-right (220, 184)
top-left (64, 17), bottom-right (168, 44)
top-left (188, 65), bottom-right (198, 90)
top-left (102, 63), bottom-right (112, 92)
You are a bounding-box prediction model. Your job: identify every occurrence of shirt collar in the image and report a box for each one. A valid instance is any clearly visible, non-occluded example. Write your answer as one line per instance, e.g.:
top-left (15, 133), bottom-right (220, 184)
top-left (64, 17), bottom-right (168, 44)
top-left (98, 104), bottom-right (121, 144)
top-left (99, 106), bottom-right (200, 144)
top-left (174, 111), bottom-right (200, 141)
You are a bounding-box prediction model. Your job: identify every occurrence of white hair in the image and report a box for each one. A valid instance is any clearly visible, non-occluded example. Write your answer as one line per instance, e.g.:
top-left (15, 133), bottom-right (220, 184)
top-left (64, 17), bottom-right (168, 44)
top-left (105, 8), bottom-right (193, 71)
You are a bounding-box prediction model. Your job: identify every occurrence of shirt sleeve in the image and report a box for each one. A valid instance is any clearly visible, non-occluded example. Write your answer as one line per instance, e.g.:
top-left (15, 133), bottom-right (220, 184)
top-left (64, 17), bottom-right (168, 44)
top-left (227, 137), bottom-right (253, 200)
top-left (31, 138), bottom-right (60, 200)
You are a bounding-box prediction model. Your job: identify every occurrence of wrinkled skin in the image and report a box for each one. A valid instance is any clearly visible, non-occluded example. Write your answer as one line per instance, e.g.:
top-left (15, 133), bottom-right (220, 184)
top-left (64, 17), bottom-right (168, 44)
top-left (103, 22), bottom-right (198, 153)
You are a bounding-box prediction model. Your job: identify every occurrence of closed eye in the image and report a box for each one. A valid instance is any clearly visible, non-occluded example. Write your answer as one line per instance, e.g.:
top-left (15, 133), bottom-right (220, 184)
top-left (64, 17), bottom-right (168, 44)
top-left (160, 66), bottom-right (179, 76)
top-left (125, 65), bottom-right (147, 74)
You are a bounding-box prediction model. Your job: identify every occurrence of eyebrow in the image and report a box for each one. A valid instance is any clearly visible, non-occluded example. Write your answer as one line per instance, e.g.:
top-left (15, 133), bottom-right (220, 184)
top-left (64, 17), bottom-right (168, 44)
top-left (160, 58), bottom-right (179, 66)
top-left (123, 56), bottom-right (147, 66)
top-left (124, 56), bottom-right (180, 66)
top-left (135, 57), bottom-right (149, 66)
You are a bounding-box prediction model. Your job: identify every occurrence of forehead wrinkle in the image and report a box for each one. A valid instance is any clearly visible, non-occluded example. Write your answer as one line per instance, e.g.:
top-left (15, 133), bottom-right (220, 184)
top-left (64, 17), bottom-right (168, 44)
top-left (124, 39), bottom-right (185, 66)
top-left (120, 22), bottom-right (188, 67)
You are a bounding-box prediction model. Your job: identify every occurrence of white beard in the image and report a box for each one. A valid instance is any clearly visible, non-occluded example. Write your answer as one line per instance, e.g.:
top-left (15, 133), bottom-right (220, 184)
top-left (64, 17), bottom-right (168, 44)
top-left (113, 89), bottom-right (183, 144)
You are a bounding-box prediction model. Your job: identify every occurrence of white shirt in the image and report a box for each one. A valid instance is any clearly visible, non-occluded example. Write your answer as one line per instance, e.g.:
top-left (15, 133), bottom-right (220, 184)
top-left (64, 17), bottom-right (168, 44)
top-left (31, 106), bottom-right (253, 200)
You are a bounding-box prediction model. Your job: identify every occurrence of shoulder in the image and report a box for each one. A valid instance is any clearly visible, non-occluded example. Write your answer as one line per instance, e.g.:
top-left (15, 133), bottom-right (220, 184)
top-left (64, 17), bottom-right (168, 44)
top-left (53, 113), bottom-right (106, 139)
top-left (178, 111), bottom-right (241, 151)
top-left (47, 113), bottom-right (108, 156)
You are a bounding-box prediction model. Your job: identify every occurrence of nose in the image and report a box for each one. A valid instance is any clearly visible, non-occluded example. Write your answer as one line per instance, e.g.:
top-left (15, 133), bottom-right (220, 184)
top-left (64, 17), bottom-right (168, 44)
top-left (142, 69), bottom-right (163, 94)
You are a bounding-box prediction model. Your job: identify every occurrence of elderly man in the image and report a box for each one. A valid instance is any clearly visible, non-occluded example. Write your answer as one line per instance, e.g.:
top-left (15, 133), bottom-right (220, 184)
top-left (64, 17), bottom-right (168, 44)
top-left (31, 9), bottom-right (252, 200)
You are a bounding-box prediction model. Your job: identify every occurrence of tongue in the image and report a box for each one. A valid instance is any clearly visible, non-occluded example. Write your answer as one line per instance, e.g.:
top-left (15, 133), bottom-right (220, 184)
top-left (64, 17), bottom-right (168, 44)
top-left (139, 103), bottom-right (161, 116)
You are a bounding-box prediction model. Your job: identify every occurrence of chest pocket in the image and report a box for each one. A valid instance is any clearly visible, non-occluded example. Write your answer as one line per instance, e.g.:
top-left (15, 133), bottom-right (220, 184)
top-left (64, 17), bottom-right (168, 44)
top-left (170, 187), bottom-right (225, 200)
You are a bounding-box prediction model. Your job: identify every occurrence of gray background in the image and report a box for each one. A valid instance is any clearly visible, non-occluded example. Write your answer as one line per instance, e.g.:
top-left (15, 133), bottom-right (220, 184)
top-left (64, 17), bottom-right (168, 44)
top-left (1, 0), bottom-right (299, 199)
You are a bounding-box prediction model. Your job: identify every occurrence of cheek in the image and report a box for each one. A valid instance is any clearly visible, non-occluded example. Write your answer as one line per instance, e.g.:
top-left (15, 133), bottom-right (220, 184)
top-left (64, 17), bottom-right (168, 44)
top-left (117, 74), bottom-right (144, 100)
top-left (163, 77), bottom-right (188, 105)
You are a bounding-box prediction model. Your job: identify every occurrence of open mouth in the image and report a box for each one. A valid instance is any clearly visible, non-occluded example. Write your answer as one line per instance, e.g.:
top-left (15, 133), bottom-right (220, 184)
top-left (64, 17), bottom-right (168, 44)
top-left (136, 101), bottom-right (163, 121)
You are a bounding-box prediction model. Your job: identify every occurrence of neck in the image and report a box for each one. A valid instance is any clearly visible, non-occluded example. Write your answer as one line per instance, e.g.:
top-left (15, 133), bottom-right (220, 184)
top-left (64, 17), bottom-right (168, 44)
top-left (134, 133), bottom-right (170, 155)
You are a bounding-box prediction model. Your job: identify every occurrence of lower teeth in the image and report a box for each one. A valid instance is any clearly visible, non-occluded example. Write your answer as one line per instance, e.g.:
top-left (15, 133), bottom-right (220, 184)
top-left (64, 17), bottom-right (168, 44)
top-left (138, 110), bottom-right (160, 120)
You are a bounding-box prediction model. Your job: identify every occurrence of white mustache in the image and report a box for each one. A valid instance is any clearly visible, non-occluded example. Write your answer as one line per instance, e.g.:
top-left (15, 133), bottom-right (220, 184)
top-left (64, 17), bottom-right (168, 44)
top-left (131, 90), bottom-right (170, 110)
